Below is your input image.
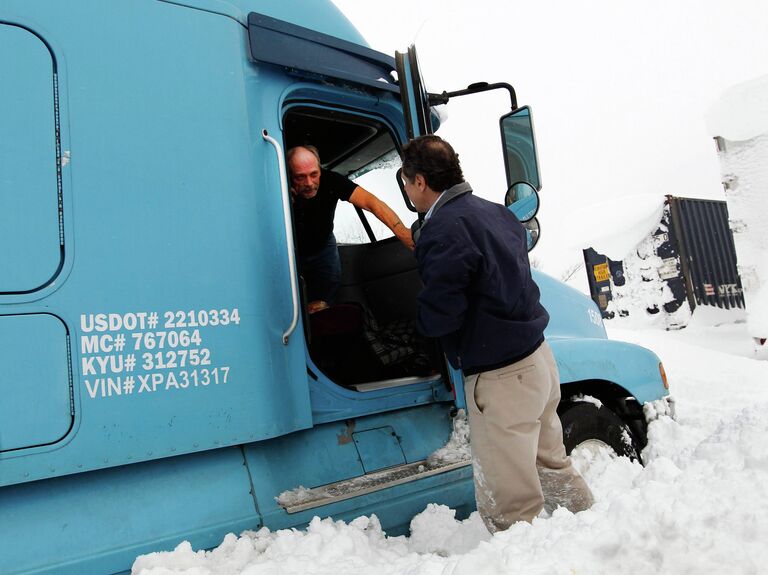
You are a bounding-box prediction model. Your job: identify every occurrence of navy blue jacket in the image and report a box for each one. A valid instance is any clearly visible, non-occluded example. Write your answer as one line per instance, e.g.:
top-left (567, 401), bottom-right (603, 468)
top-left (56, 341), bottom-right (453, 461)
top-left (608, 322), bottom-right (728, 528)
top-left (414, 184), bottom-right (549, 375)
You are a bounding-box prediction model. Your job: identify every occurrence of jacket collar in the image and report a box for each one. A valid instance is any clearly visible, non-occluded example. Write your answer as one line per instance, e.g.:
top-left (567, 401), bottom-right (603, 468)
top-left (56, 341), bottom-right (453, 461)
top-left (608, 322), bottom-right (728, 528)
top-left (425, 181), bottom-right (473, 221)
top-left (413, 181), bottom-right (472, 243)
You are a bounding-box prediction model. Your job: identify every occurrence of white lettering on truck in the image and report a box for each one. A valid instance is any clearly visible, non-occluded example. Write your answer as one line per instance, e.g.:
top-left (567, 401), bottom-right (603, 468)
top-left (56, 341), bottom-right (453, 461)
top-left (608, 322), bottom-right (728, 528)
top-left (79, 308), bottom-right (239, 399)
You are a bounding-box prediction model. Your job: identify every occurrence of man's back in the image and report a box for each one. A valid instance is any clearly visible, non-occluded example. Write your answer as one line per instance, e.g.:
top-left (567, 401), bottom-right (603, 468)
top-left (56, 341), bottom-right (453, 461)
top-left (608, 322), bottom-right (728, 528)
top-left (415, 190), bottom-right (548, 374)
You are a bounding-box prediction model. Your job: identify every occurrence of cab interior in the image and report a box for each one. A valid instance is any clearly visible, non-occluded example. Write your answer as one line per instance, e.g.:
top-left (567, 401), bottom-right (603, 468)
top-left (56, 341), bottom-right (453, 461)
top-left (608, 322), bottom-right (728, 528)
top-left (282, 106), bottom-right (445, 390)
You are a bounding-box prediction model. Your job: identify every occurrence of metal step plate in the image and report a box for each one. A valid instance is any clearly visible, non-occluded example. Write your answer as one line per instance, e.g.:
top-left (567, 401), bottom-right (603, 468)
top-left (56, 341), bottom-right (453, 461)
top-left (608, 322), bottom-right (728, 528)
top-left (280, 457), bottom-right (472, 514)
top-left (349, 374), bottom-right (441, 392)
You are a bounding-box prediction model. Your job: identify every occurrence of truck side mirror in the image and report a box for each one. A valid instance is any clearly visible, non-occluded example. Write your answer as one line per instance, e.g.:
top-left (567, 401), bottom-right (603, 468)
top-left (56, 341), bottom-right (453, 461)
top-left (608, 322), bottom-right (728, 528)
top-left (504, 181), bottom-right (539, 223)
top-left (524, 217), bottom-right (541, 250)
top-left (499, 106), bottom-right (541, 191)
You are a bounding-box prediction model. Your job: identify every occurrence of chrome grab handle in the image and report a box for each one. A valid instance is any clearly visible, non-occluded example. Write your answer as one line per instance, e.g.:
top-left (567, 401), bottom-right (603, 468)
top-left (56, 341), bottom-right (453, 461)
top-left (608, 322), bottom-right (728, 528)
top-left (262, 129), bottom-right (299, 345)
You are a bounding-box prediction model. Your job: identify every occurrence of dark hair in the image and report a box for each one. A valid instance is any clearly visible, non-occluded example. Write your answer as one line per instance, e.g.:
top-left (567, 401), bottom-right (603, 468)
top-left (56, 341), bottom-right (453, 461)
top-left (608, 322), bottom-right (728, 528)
top-left (401, 135), bottom-right (464, 191)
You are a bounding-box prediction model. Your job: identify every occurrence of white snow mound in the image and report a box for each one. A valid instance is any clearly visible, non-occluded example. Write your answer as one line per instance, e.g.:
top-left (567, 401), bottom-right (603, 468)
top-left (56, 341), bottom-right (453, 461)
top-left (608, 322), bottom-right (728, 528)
top-left (706, 74), bottom-right (768, 141)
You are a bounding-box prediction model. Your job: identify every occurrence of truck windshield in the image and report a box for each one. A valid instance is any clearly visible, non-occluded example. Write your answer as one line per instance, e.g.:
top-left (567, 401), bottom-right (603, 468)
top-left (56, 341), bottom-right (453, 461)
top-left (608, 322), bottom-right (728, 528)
top-left (340, 149), bottom-right (415, 244)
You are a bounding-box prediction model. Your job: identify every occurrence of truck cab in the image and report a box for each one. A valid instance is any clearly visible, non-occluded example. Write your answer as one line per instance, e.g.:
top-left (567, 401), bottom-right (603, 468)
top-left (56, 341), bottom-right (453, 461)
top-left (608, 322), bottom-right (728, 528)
top-left (0, 2), bottom-right (672, 574)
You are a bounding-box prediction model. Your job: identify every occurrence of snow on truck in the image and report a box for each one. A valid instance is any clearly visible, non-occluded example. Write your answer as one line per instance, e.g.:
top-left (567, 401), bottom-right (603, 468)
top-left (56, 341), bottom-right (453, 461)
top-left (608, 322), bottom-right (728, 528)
top-left (0, 1), bottom-right (672, 573)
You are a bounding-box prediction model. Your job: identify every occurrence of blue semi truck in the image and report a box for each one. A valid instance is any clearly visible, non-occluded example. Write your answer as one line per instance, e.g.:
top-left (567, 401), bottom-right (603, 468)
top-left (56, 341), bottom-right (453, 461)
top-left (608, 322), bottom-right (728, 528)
top-left (0, 1), bottom-right (672, 573)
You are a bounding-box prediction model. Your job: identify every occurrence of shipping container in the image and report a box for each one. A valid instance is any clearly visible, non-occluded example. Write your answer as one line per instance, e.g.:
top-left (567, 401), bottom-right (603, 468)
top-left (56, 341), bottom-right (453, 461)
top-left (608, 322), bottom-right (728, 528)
top-left (585, 195), bottom-right (744, 324)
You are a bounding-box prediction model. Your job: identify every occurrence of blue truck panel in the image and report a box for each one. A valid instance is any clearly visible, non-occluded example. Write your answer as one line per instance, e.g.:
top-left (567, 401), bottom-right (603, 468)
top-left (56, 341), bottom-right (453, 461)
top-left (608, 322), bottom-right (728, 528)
top-left (551, 338), bottom-right (667, 404)
top-left (0, 448), bottom-right (258, 575)
top-left (243, 403), bottom-right (472, 533)
top-left (0, 314), bottom-right (72, 450)
top-left (157, 0), bottom-right (368, 43)
top-left (0, 24), bottom-right (61, 292)
top-left (0, 0), bottom-right (313, 488)
top-left (537, 270), bottom-right (607, 340)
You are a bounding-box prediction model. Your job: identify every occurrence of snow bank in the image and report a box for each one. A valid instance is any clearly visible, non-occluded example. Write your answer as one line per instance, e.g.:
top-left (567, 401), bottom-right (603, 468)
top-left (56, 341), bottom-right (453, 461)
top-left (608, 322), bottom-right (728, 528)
top-left (747, 286), bottom-right (768, 340)
top-left (133, 321), bottom-right (768, 575)
top-left (708, 78), bottom-right (768, 342)
top-left (559, 195), bottom-right (665, 261)
top-left (426, 409), bottom-right (470, 466)
top-left (706, 74), bottom-right (768, 141)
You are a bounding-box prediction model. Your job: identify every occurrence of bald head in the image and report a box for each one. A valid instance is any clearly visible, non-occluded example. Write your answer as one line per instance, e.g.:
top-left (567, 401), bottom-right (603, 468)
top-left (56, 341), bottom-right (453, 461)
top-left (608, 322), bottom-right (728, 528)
top-left (287, 146), bottom-right (322, 199)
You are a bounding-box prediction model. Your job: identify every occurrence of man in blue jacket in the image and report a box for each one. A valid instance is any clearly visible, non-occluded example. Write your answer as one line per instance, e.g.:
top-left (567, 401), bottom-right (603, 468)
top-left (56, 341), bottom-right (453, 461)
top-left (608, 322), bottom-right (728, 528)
top-left (401, 135), bottom-right (593, 532)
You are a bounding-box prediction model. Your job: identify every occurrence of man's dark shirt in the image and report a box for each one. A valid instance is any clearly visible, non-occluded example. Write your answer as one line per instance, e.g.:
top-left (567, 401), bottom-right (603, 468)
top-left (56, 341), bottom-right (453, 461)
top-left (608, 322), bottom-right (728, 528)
top-left (414, 184), bottom-right (549, 375)
top-left (293, 169), bottom-right (357, 258)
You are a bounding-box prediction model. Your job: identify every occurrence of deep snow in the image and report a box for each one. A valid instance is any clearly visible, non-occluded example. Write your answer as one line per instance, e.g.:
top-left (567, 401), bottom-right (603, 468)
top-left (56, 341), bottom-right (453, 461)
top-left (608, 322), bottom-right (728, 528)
top-left (132, 308), bottom-right (768, 575)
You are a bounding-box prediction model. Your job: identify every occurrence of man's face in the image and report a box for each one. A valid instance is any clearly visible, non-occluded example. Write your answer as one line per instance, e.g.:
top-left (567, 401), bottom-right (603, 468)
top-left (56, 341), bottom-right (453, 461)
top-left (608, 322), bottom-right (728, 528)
top-left (401, 172), bottom-right (430, 212)
top-left (289, 150), bottom-right (322, 199)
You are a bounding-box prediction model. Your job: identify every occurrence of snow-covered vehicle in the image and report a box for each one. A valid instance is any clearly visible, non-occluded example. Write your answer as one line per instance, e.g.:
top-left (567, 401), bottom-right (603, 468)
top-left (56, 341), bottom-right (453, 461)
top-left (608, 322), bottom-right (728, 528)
top-left (0, 1), bottom-right (672, 573)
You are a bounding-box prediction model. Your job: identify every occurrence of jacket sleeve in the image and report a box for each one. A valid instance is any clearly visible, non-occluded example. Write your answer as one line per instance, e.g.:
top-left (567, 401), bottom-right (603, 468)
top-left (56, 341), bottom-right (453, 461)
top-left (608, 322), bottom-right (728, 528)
top-left (416, 228), bottom-right (481, 338)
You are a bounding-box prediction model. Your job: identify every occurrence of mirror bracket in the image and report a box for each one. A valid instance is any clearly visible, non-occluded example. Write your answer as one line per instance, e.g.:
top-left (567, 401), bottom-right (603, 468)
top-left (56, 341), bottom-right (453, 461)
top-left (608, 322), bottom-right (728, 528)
top-left (428, 82), bottom-right (518, 110)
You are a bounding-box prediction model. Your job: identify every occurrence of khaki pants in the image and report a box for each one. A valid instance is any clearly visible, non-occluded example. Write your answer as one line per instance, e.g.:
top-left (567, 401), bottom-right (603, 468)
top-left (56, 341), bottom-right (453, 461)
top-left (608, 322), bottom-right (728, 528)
top-left (464, 341), bottom-right (594, 532)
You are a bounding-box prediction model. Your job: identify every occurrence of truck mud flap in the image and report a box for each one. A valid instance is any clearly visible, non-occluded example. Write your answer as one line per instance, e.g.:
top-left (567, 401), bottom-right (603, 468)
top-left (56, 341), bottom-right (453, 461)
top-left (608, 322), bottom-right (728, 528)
top-left (280, 458), bottom-right (471, 514)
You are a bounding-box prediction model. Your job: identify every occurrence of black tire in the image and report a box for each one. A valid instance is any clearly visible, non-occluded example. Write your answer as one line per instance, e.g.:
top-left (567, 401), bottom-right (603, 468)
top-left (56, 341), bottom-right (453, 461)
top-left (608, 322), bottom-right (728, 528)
top-left (559, 402), bottom-right (641, 462)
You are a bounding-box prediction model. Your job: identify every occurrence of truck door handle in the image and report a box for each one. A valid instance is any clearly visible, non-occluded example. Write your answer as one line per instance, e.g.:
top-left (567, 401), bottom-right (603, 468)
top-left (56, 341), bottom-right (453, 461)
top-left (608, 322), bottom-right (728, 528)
top-left (262, 129), bottom-right (299, 345)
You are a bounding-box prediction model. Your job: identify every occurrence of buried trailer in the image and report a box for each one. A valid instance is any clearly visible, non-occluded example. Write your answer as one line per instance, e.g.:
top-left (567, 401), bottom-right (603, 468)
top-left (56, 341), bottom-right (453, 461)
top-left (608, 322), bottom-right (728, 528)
top-left (0, 1), bottom-right (672, 574)
top-left (584, 195), bottom-right (744, 328)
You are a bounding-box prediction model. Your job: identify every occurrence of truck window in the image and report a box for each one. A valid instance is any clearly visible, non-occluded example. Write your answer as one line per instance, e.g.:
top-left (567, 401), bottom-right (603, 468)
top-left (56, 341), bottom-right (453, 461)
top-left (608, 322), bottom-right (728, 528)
top-left (337, 148), bottom-right (415, 245)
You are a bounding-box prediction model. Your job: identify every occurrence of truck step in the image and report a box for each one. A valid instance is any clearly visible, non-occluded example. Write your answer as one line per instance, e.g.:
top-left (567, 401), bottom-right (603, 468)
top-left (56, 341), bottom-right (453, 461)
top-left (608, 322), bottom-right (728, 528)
top-left (279, 457), bottom-right (472, 514)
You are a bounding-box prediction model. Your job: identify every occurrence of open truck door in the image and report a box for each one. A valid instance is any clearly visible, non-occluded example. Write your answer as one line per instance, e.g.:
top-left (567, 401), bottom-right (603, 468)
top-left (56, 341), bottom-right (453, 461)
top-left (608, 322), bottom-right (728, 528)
top-left (394, 45), bottom-right (470, 411)
top-left (395, 46), bottom-right (433, 138)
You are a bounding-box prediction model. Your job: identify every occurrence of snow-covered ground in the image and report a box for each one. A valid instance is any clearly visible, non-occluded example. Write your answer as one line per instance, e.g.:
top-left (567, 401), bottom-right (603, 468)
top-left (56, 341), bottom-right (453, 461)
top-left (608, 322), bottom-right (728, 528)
top-left (132, 308), bottom-right (768, 575)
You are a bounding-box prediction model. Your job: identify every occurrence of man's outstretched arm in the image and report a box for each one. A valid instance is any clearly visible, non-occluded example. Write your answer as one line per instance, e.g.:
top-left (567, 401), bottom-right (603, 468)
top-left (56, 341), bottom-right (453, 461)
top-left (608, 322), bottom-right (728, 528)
top-left (349, 186), bottom-right (415, 250)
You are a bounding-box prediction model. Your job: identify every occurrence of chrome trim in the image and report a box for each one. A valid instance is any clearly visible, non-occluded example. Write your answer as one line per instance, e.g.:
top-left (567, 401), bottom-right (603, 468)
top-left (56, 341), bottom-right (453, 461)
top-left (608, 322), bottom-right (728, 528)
top-left (262, 129), bottom-right (299, 345)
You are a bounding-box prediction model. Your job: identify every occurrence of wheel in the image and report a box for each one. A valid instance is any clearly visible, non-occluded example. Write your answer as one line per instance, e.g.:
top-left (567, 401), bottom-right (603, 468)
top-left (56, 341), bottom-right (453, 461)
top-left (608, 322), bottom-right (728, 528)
top-left (559, 401), bottom-right (641, 462)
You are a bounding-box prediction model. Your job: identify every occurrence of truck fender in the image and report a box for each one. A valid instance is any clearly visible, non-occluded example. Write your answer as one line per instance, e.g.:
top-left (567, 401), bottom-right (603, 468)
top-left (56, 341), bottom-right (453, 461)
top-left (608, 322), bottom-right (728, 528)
top-left (549, 337), bottom-right (667, 405)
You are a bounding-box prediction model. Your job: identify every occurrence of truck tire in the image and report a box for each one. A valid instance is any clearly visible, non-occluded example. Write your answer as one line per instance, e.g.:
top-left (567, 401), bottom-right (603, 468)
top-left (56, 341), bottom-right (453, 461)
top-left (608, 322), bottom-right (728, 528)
top-left (559, 402), bottom-right (641, 462)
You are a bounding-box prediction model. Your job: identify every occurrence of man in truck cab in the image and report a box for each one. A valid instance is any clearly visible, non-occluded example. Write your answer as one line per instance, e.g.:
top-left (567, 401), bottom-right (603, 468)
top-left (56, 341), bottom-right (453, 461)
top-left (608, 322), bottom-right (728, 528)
top-left (400, 135), bottom-right (594, 532)
top-left (287, 145), bottom-right (414, 307)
